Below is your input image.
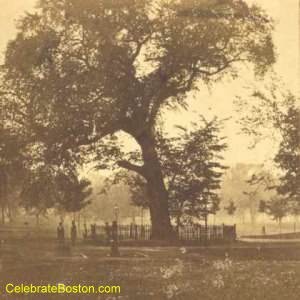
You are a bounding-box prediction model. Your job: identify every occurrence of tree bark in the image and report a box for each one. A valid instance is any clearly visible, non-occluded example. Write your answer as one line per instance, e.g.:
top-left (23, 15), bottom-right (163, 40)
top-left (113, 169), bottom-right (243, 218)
top-left (78, 213), bottom-right (81, 233)
top-left (250, 208), bottom-right (256, 227)
top-left (7, 206), bottom-right (12, 223)
top-left (1, 205), bottom-right (5, 225)
top-left (36, 214), bottom-right (40, 227)
top-left (0, 171), bottom-right (8, 225)
top-left (176, 215), bottom-right (181, 237)
top-left (279, 219), bottom-right (282, 235)
top-left (134, 129), bottom-right (175, 240)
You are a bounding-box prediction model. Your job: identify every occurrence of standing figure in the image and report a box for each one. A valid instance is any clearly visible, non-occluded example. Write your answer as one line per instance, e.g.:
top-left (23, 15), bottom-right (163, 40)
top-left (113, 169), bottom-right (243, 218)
top-left (71, 220), bottom-right (77, 246)
top-left (110, 221), bottom-right (119, 257)
top-left (91, 224), bottom-right (96, 240)
top-left (57, 222), bottom-right (65, 245)
top-left (83, 223), bottom-right (88, 240)
top-left (104, 222), bottom-right (111, 245)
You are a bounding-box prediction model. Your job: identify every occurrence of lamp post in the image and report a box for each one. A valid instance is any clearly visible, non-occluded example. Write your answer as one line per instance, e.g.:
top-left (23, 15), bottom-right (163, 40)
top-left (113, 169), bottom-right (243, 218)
top-left (111, 205), bottom-right (120, 257)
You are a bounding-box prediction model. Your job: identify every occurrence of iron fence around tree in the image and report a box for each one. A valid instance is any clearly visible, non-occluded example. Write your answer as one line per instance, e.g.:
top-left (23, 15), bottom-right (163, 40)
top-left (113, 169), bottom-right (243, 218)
top-left (94, 224), bottom-right (236, 242)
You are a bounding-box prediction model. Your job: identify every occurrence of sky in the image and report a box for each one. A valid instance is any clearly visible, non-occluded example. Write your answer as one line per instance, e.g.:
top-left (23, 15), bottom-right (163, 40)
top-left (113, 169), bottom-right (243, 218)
top-left (0, 0), bottom-right (299, 169)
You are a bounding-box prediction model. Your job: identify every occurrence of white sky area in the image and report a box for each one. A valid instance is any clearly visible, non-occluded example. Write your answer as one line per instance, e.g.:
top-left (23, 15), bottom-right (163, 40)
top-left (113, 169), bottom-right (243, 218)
top-left (0, 0), bottom-right (299, 169)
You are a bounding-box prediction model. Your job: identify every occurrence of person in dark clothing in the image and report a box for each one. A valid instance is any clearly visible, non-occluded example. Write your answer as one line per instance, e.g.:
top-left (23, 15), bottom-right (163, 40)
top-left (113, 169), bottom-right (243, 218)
top-left (57, 222), bottom-right (65, 244)
top-left (83, 223), bottom-right (88, 240)
top-left (91, 224), bottom-right (96, 240)
top-left (71, 220), bottom-right (77, 246)
top-left (104, 222), bottom-right (111, 245)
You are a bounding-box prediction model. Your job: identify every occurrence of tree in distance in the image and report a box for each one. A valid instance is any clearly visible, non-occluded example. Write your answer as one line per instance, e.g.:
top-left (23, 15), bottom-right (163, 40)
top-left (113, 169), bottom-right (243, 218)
top-left (224, 200), bottom-right (237, 217)
top-left (21, 166), bottom-right (92, 225)
top-left (237, 85), bottom-right (300, 218)
top-left (263, 196), bottom-right (289, 234)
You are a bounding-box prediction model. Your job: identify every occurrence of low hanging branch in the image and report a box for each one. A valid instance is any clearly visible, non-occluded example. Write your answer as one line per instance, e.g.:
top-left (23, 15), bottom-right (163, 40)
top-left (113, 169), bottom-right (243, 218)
top-left (117, 160), bottom-right (146, 178)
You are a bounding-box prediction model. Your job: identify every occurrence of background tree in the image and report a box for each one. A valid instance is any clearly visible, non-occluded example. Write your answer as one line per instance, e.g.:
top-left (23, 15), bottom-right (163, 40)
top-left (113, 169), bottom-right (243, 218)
top-left (242, 190), bottom-right (260, 226)
top-left (0, 169), bottom-right (8, 224)
top-left (221, 164), bottom-right (275, 226)
top-left (236, 85), bottom-right (299, 208)
top-left (0, 126), bottom-right (27, 224)
top-left (1, 0), bottom-right (275, 239)
top-left (258, 199), bottom-right (267, 225)
top-left (264, 196), bottom-right (289, 233)
top-left (288, 197), bottom-right (300, 232)
top-left (162, 117), bottom-right (227, 231)
top-left (21, 166), bottom-right (92, 226)
top-left (55, 173), bottom-right (92, 229)
top-left (224, 201), bottom-right (237, 217)
top-left (20, 166), bottom-right (58, 226)
top-left (275, 106), bottom-right (300, 199)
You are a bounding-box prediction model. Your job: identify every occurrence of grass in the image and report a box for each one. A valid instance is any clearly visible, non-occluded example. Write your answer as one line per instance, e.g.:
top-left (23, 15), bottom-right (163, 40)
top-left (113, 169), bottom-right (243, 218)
top-left (0, 238), bottom-right (300, 299)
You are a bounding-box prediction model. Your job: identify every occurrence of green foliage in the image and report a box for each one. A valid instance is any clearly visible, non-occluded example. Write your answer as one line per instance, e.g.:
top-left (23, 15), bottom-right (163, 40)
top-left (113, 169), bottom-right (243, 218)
top-left (55, 173), bottom-right (92, 214)
top-left (236, 83), bottom-right (299, 203)
top-left (258, 200), bottom-right (267, 214)
top-left (20, 166), bottom-right (58, 217)
top-left (236, 82), bottom-right (296, 147)
top-left (20, 166), bottom-right (92, 217)
top-left (275, 106), bottom-right (300, 198)
top-left (0, 126), bottom-right (28, 220)
top-left (0, 126), bottom-right (27, 184)
top-left (263, 196), bottom-right (289, 223)
top-left (160, 117), bottom-right (228, 223)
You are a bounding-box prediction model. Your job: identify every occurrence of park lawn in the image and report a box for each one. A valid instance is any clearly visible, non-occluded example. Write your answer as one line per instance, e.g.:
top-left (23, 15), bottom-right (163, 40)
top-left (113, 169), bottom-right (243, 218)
top-left (0, 240), bottom-right (300, 299)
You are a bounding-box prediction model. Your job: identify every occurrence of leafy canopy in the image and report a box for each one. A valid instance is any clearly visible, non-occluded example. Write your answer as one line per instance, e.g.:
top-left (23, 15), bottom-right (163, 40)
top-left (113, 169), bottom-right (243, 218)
top-left (1, 0), bottom-right (275, 165)
top-left (20, 166), bottom-right (92, 217)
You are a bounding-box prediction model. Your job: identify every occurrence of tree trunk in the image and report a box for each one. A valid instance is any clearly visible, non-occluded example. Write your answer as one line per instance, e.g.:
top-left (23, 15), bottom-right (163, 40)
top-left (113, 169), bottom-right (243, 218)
top-left (1, 205), bottom-right (5, 225)
top-left (294, 215), bottom-right (298, 233)
top-left (278, 219), bottom-right (282, 235)
top-left (77, 213), bottom-right (81, 233)
top-left (176, 215), bottom-right (181, 237)
top-left (250, 208), bottom-right (256, 227)
top-left (7, 204), bottom-right (13, 223)
top-left (0, 171), bottom-right (7, 225)
top-left (36, 214), bottom-right (40, 227)
top-left (135, 129), bottom-right (175, 240)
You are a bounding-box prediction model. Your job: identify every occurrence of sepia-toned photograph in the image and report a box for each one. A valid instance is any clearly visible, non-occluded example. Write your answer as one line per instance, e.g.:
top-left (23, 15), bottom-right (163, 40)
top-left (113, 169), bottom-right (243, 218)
top-left (0, 0), bottom-right (299, 299)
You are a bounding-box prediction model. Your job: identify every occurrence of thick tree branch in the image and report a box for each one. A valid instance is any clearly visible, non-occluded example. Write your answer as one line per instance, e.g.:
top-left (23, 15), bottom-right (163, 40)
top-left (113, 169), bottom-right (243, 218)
top-left (117, 160), bottom-right (146, 177)
top-left (130, 34), bottom-right (152, 64)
